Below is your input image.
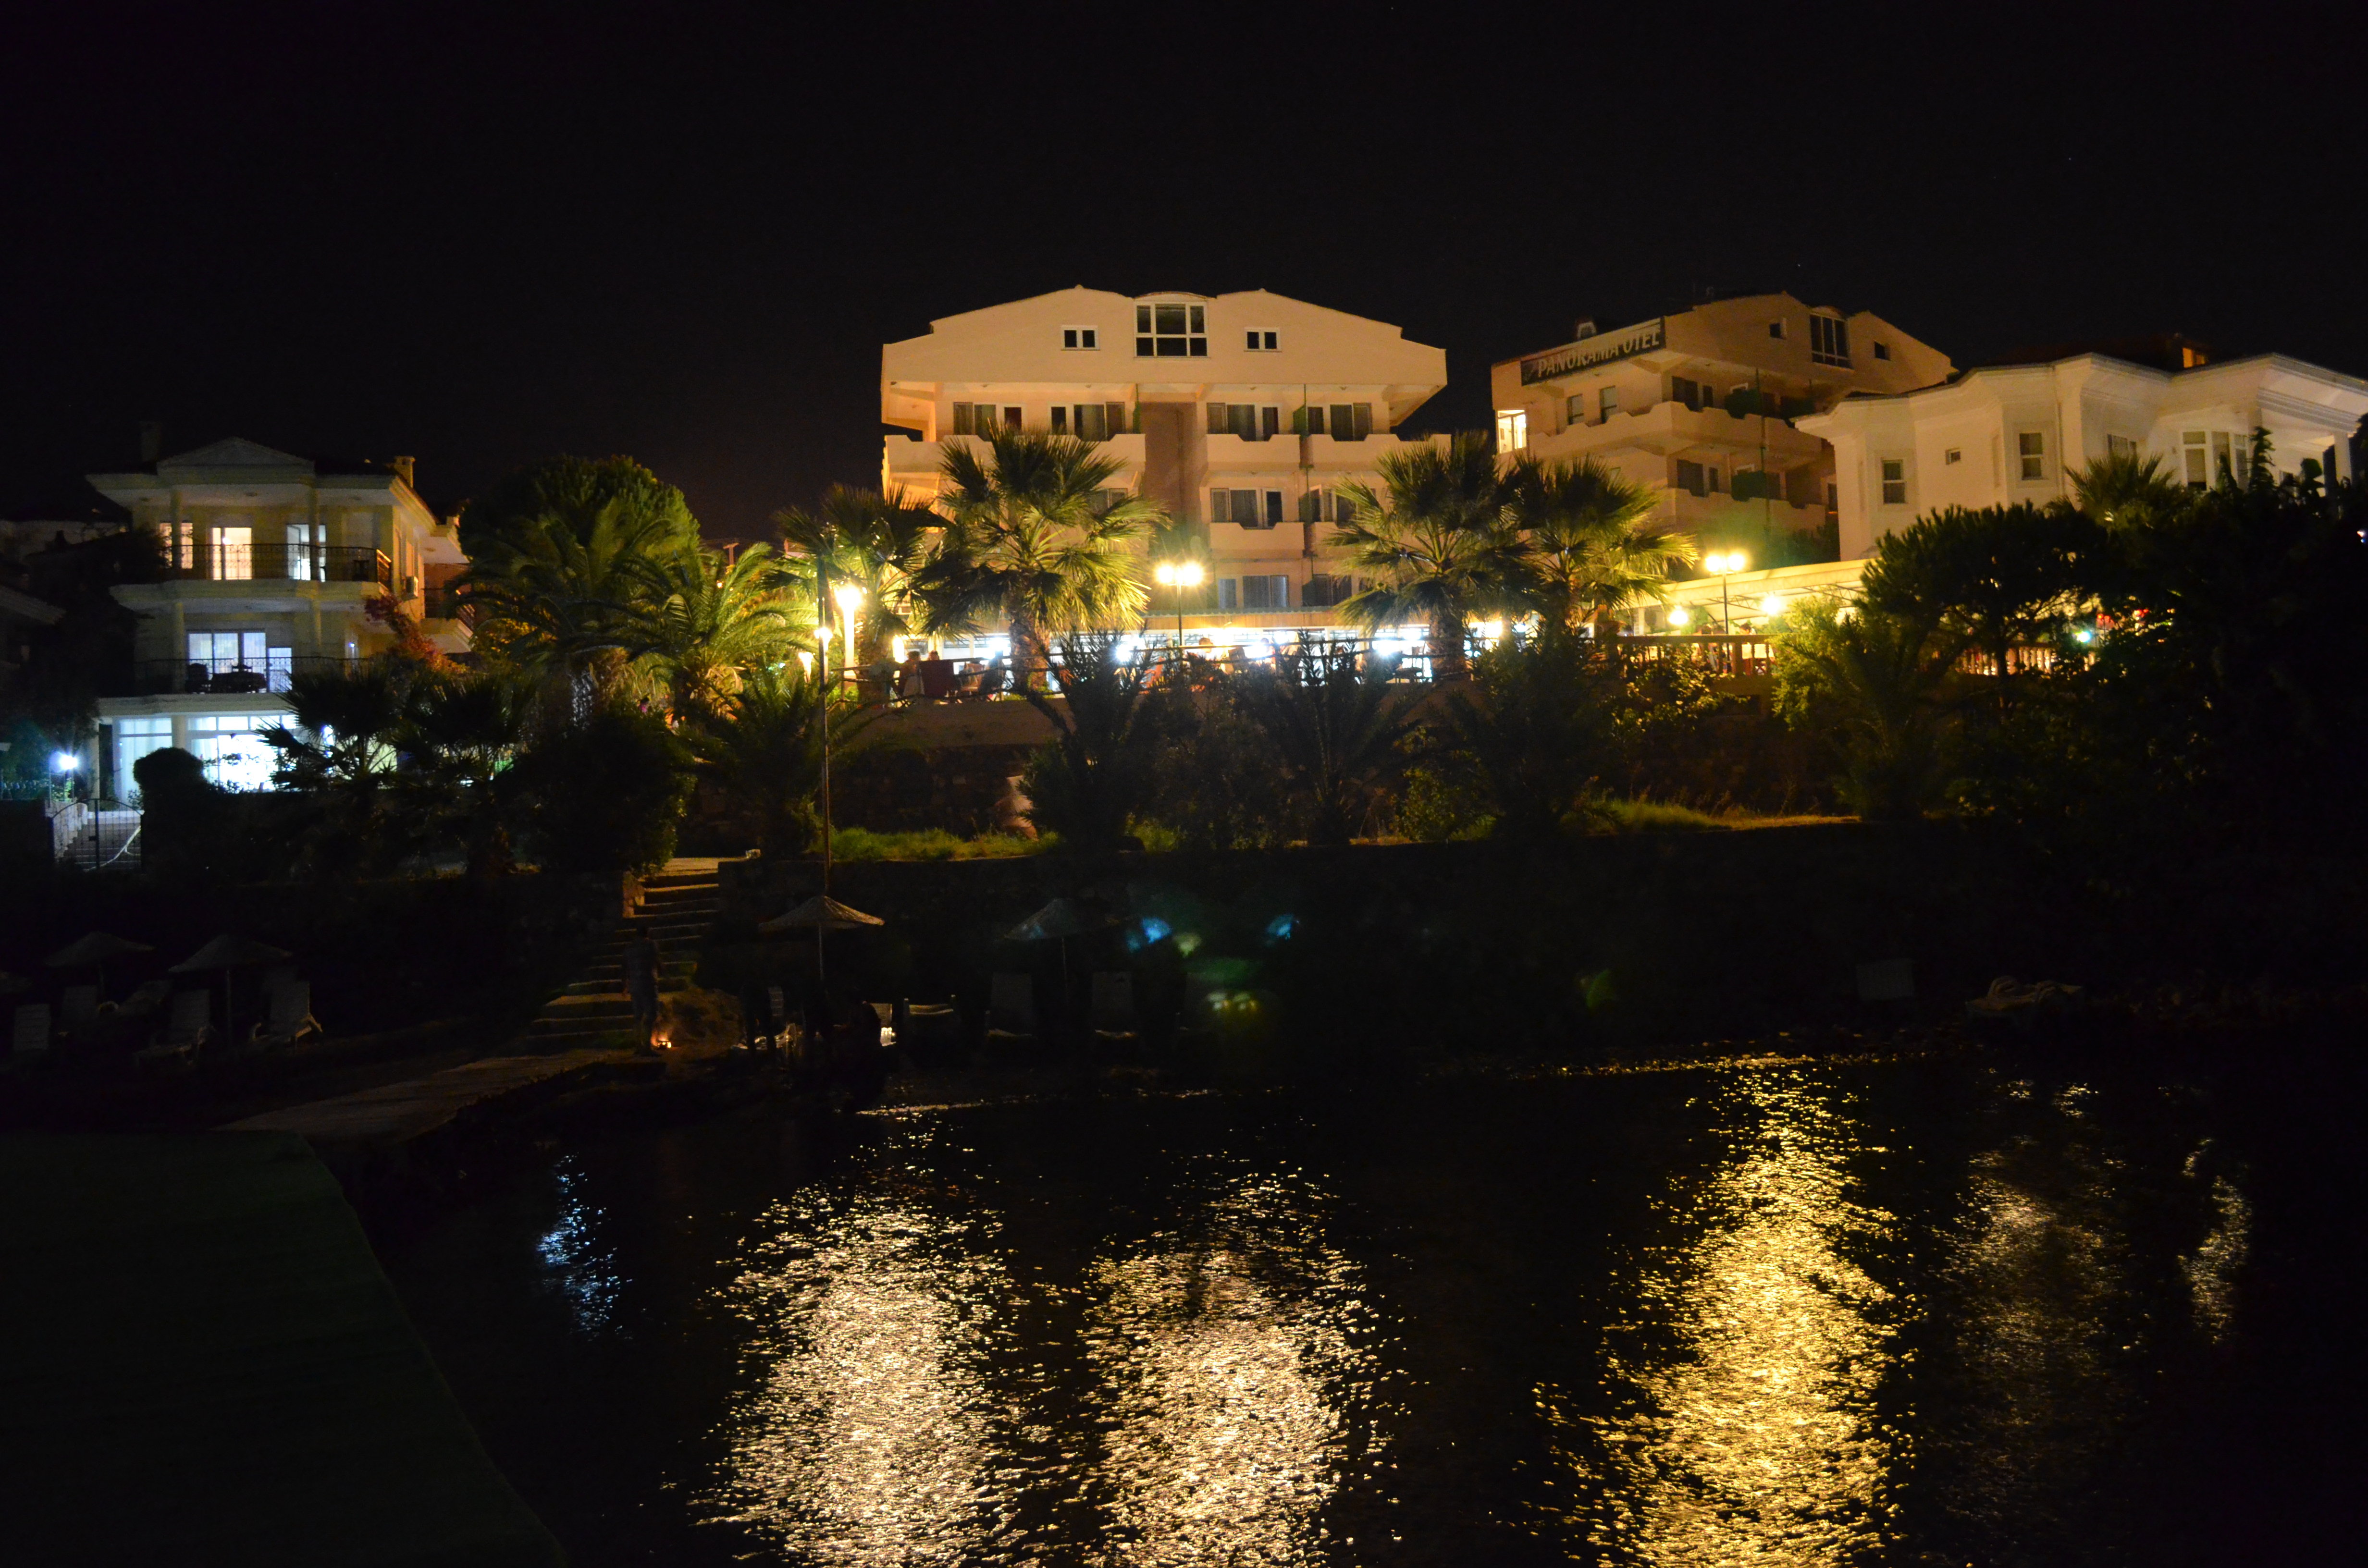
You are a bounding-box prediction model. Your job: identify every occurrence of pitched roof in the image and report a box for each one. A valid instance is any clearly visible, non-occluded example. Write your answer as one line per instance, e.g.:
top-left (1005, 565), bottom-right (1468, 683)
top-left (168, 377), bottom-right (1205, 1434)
top-left (154, 438), bottom-right (315, 474)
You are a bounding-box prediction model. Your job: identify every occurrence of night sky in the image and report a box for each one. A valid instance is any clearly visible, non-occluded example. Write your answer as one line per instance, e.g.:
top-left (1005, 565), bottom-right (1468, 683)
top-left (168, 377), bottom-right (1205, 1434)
top-left (6, 3), bottom-right (2360, 540)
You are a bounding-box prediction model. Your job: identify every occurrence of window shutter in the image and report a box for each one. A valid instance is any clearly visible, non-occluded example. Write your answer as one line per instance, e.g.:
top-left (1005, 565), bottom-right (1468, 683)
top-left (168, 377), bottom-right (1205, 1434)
top-left (1353, 404), bottom-right (1373, 439)
top-left (1106, 402), bottom-right (1127, 434)
top-left (1330, 404), bottom-right (1353, 438)
top-left (1208, 403), bottom-right (1228, 435)
top-left (951, 403), bottom-right (973, 435)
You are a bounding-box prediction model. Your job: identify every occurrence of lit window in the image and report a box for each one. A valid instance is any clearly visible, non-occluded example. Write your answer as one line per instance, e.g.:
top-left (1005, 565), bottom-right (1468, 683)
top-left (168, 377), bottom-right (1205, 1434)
top-left (2018, 431), bottom-right (2045, 480)
top-left (1810, 314), bottom-right (1850, 368)
top-left (1135, 302), bottom-right (1207, 357)
top-left (1881, 458), bottom-right (1907, 505)
top-left (1496, 410), bottom-right (1529, 452)
top-left (1944, 447), bottom-right (1962, 466)
top-left (1061, 326), bottom-right (1099, 350)
top-left (1245, 330), bottom-right (1278, 351)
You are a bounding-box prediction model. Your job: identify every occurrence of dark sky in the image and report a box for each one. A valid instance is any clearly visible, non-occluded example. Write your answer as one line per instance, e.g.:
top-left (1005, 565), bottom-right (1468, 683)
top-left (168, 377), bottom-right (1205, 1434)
top-left (5, 2), bottom-right (2360, 539)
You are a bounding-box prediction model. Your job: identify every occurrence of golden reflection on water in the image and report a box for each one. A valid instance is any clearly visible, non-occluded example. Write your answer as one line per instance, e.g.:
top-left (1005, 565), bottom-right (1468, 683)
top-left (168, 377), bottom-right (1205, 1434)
top-left (1548, 1069), bottom-right (1904, 1564)
top-left (1085, 1172), bottom-right (1376, 1564)
top-left (713, 1182), bottom-right (1004, 1565)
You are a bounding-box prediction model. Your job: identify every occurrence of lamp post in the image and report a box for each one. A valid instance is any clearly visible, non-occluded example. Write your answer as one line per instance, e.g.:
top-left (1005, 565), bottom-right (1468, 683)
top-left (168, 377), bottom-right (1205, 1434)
top-left (832, 582), bottom-right (864, 693)
top-left (1703, 549), bottom-right (1747, 634)
top-left (1153, 560), bottom-right (1204, 668)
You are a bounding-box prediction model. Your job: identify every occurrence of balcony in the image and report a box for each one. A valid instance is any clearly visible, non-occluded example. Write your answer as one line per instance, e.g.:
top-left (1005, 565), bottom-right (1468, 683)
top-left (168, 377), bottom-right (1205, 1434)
top-left (163, 544), bottom-right (393, 589)
top-left (885, 432), bottom-right (1148, 491)
top-left (108, 654), bottom-right (365, 699)
top-left (1532, 402), bottom-right (1829, 466)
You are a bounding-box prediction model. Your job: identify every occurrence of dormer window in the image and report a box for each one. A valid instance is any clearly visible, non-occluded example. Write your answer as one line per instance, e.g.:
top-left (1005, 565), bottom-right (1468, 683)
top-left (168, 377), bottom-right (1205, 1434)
top-left (1136, 303), bottom-right (1207, 357)
top-left (1246, 330), bottom-right (1278, 351)
top-left (1061, 327), bottom-right (1099, 350)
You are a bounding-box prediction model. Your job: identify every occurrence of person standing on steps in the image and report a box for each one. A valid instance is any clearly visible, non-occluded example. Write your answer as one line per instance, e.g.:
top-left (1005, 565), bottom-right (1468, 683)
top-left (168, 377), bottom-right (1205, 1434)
top-left (621, 922), bottom-right (663, 1051)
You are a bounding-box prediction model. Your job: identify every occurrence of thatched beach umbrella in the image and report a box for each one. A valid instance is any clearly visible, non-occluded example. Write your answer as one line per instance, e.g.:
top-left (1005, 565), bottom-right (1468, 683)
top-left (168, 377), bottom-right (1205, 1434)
top-left (170, 934), bottom-right (294, 1040)
top-left (44, 931), bottom-right (155, 999)
top-left (1002, 898), bottom-right (1119, 991)
top-left (759, 895), bottom-right (885, 991)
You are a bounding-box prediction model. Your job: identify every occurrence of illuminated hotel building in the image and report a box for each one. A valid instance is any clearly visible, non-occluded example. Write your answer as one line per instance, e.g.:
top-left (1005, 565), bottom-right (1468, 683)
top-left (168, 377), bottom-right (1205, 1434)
top-left (880, 287), bottom-right (1446, 639)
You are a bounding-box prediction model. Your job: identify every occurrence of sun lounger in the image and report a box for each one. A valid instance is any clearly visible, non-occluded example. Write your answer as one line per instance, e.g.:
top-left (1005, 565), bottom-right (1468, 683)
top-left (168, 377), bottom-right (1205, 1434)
top-left (1090, 971), bottom-right (1137, 1039)
top-left (259, 980), bottom-right (321, 1047)
top-left (60, 985), bottom-right (99, 1030)
top-left (12, 1004), bottom-right (50, 1056)
top-left (136, 990), bottom-right (213, 1068)
top-left (985, 971), bottom-right (1036, 1043)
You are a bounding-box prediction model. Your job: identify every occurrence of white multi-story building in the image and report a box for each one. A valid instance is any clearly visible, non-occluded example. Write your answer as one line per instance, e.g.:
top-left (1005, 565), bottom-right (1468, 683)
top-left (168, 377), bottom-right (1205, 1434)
top-left (84, 438), bottom-right (470, 795)
top-left (1491, 293), bottom-right (1953, 556)
top-left (881, 287), bottom-right (1446, 634)
top-left (1801, 345), bottom-right (2368, 559)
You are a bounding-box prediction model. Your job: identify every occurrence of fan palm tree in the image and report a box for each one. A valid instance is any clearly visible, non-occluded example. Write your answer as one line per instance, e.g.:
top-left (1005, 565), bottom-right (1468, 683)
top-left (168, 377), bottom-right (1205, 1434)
top-left (1019, 632), bottom-right (1167, 850)
top-left (1329, 434), bottom-right (1524, 682)
top-left (1435, 632), bottom-right (1618, 838)
top-left (687, 662), bottom-right (852, 861)
top-left (630, 541), bottom-right (807, 720)
top-left (1233, 647), bottom-right (1418, 846)
top-left (1772, 598), bottom-right (1965, 821)
top-left (912, 429), bottom-right (1164, 689)
top-left (773, 484), bottom-right (943, 674)
top-left (1501, 453), bottom-right (1697, 641)
top-left (2069, 449), bottom-right (2189, 531)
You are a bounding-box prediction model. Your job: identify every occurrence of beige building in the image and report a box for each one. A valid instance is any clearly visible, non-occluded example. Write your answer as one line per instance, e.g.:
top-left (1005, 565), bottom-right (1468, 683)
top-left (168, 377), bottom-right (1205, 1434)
top-left (881, 286), bottom-right (1446, 635)
top-left (1490, 293), bottom-right (1952, 555)
top-left (1801, 347), bottom-right (2368, 559)
top-left (85, 438), bottom-right (470, 794)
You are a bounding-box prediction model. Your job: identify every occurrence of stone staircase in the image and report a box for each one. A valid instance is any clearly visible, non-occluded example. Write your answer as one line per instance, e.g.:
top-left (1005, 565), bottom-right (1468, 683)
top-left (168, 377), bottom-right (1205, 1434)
top-left (525, 860), bottom-right (720, 1048)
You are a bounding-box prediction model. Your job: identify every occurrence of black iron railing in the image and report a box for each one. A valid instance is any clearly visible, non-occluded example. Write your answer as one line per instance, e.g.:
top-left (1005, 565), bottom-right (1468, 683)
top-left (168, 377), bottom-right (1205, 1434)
top-left (165, 544), bottom-right (392, 588)
top-left (111, 655), bottom-right (365, 698)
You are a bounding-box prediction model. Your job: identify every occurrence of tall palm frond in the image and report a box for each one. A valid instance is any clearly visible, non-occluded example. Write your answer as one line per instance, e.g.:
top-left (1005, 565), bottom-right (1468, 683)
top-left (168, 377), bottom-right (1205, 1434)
top-left (1328, 434), bottom-right (1524, 681)
top-left (773, 484), bottom-right (944, 668)
top-left (1233, 647), bottom-right (1418, 845)
top-left (456, 496), bottom-right (680, 713)
top-left (630, 541), bottom-right (808, 719)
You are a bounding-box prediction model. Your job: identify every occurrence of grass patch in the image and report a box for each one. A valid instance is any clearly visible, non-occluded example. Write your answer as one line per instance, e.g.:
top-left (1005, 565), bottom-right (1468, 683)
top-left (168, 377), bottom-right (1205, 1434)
top-left (1599, 798), bottom-right (1852, 833)
top-left (829, 827), bottom-right (1047, 861)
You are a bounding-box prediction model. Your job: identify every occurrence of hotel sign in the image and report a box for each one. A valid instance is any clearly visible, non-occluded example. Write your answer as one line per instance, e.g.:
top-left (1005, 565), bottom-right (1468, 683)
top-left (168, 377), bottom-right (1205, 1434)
top-left (1520, 318), bottom-right (1666, 384)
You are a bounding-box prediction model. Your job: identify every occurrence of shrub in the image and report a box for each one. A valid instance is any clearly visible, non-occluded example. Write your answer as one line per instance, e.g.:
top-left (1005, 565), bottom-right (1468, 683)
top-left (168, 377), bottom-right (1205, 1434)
top-left (506, 705), bottom-right (693, 875)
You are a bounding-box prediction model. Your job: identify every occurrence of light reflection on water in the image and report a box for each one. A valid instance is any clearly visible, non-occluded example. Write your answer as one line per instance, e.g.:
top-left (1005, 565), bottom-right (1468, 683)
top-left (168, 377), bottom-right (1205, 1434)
top-left (1542, 1069), bottom-right (1904, 1564)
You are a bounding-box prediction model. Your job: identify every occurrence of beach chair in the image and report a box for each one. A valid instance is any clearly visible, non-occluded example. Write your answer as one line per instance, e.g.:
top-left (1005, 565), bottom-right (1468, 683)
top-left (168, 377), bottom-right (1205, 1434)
top-left (985, 971), bottom-right (1036, 1044)
top-left (260, 980), bottom-right (321, 1047)
top-left (136, 990), bottom-right (212, 1068)
top-left (60, 985), bottom-right (99, 1030)
top-left (12, 1004), bottom-right (50, 1056)
top-left (1090, 972), bottom-right (1136, 1041)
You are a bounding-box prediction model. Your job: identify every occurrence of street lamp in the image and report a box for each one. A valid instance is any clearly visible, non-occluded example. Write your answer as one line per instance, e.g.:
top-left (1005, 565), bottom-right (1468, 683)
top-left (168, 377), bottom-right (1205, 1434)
top-left (1153, 559), bottom-right (1204, 662)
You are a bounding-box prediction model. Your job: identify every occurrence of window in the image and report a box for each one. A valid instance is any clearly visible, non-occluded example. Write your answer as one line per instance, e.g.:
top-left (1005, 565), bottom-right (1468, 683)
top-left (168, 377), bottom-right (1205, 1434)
top-left (1061, 326), bottom-right (1099, 350)
top-left (1208, 404), bottom-right (1281, 442)
top-left (1599, 387), bottom-right (1618, 422)
top-left (1768, 320), bottom-right (1786, 339)
top-left (1245, 330), bottom-right (1278, 351)
top-left (1051, 404), bottom-right (1122, 439)
top-left (1299, 489), bottom-right (1327, 523)
top-left (1810, 314), bottom-right (1850, 368)
top-left (2183, 430), bottom-right (2208, 488)
top-left (210, 524), bottom-right (253, 580)
top-left (111, 715), bottom-right (173, 803)
top-left (1003, 405), bottom-right (1022, 429)
top-left (1880, 458), bottom-right (1907, 505)
top-left (2018, 431), bottom-right (2045, 481)
top-left (1671, 375), bottom-right (1700, 409)
top-left (1211, 489), bottom-right (1281, 528)
top-left (1049, 406), bottom-right (1067, 434)
top-left (1706, 466), bottom-right (1721, 494)
top-left (1873, 342), bottom-right (1891, 361)
top-left (1323, 402), bottom-right (1373, 440)
top-left (1675, 459), bottom-right (1706, 496)
top-left (1496, 409), bottom-right (1529, 452)
top-left (1135, 302), bottom-right (1208, 357)
top-left (1945, 447), bottom-right (1962, 466)
top-left (189, 629), bottom-right (267, 674)
top-left (1216, 577), bottom-right (1238, 611)
top-left (185, 715), bottom-right (274, 792)
top-left (951, 402), bottom-right (1002, 435)
top-left (2106, 433), bottom-right (2138, 459)
top-left (1091, 488), bottom-right (1128, 515)
top-left (1242, 574), bottom-right (1290, 610)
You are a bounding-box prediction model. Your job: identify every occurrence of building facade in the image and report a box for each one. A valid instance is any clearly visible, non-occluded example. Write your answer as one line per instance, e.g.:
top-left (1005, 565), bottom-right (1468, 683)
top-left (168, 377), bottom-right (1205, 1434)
top-left (84, 439), bottom-right (470, 795)
top-left (1801, 350), bottom-right (2368, 559)
top-left (881, 287), bottom-right (1447, 636)
top-left (1490, 294), bottom-right (1953, 557)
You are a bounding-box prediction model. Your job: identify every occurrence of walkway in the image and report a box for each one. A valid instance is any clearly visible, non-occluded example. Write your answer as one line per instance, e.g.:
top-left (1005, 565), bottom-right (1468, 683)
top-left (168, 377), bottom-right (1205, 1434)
top-left (524, 859), bottom-right (719, 1047)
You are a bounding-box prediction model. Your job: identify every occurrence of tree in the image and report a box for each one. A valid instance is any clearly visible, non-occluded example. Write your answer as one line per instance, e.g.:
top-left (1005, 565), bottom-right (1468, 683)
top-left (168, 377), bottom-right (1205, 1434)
top-left (1858, 504), bottom-right (2107, 712)
top-left (457, 455), bottom-right (699, 573)
top-left (773, 485), bottom-right (942, 674)
top-left (2069, 449), bottom-right (2189, 532)
top-left (1233, 647), bottom-right (1418, 846)
top-left (392, 665), bottom-right (535, 880)
top-left (1329, 434), bottom-right (1524, 682)
top-left (1500, 454), bottom-right (1697, 640)
top-left (914, 429), bottom-right (1163, 688)
top-left (686, 662), bottom-right (849, 861)
top-left (1772, 599), bottom-right (1963, 822)
top-left (1020, 633), bottom-right (1166, 851)
top-left (631, 540), bottom-right (806, 721)
top-left (505, 704), bottom-right (693, 876)
top-left (1434, 631), bottom-right (1619, 838)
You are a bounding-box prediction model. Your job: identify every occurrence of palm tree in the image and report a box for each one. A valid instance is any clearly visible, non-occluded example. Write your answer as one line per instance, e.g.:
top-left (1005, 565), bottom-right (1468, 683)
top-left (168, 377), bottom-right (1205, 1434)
top-left (1435, 632), bottom-right (1617, 838)
top-left (1233, 647), bottom-right (1418, 846)
top-left (630, 540), bottom-right (807, 721)
top-left (1500, 453), bottom-right (1697, 641)
top-left (1329, 434), bottom-right (1524, 682)
top-left (1771, 599), bottom-right (1963, 821)
top-left (457, 496), bottom-right (680, 721)
top-left (1019, 632), bottom-right (1166, 851)
top-left (773, 484), bottom-right (943, 674)
top-left (687, 662), bottom-right (851, 861)
top-left (912, 428), bottom-right (1164, 688)
top-left (393, 665), bottom-right (535, 880)
top-left (2070, 449), bottom-right (2189, 531)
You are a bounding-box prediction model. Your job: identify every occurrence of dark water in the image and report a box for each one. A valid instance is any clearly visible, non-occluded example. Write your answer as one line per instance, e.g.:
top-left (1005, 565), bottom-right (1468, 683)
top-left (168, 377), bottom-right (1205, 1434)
top-left (382, 1048), bottom-right (2366, 1566)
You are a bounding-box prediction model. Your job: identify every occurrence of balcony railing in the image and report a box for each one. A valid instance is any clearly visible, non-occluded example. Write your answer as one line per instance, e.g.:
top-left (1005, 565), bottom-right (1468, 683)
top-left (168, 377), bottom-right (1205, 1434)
top-left (166, 544), bottom-right (392, 588)
top-left (111, 655), bottom-right (363, 698)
